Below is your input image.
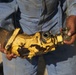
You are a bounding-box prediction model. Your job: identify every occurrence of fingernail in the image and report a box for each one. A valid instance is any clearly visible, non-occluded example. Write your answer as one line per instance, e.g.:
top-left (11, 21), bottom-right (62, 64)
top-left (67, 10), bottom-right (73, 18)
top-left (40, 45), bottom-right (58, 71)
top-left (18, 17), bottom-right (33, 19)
top-left (0, 44), bottom-right (1, 48)
top-left (4, 50), bottom-right (6, 54)
top-left (14, 55), bottom-right (17, 58)
top-left (64, 40), bottom-right (66, 43)
top-left (68, 32), bottom-right (71, 36)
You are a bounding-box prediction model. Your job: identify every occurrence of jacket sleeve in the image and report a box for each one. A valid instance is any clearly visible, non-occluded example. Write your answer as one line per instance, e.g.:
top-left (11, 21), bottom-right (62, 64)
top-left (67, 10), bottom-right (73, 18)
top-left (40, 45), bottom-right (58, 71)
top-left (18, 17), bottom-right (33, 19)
top-left (0, 0), bottom-right (18, 26)
top-left (66, 0), bottom-right (76, 16)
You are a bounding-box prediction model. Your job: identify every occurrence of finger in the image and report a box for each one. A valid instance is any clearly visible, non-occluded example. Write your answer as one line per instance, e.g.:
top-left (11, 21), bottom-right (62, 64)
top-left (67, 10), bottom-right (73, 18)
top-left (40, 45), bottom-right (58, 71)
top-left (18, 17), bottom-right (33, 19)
top-left (0, 44), bottom-right (6, 53)
top-left (67, 27), bottom-right (75, 36)
top-left (66, 16), bottom-right (76, 36)
top-left (66, 23), bottom-right (75, 36)
top-left (64, 35), bottom-right (76, 44)
top-left (13, 54), bottom-right (17, 58)
top-left (4, 50), bottom-right (7, 54)
top-left (60, 28), bottom-right (63, 33)
top-left (6, 53), bottom-right (17, 60)
top-left (6, 53), bottom-right (14, 60)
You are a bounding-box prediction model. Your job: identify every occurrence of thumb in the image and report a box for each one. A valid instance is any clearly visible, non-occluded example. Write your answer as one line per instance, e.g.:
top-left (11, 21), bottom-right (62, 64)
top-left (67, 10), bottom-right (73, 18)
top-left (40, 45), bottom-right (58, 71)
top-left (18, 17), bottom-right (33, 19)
top-left (68, 30), bottom-right (76, 36)
top-left (67, 26), bottom-right (75, 36)
top-left (68, 31), bottom-right (71, 36)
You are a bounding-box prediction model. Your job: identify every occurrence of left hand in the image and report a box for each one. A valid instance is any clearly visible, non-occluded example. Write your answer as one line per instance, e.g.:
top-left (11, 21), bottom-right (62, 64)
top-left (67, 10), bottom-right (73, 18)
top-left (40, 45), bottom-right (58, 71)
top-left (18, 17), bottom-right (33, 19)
top-left (0, 44), bottom-right (17, 60)
top-left (64, 15), bottom-right (76, 44)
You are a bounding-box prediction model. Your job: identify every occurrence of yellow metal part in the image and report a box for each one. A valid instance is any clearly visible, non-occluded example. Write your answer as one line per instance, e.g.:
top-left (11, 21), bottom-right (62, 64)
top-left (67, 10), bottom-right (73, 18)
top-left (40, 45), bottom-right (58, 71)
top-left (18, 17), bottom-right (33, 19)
top-left (12, 32), bottom-right (56, 58)
top-left (5, 28), bottom-right (20, 50)
top-left (5, 28), bottom-right (64, 59)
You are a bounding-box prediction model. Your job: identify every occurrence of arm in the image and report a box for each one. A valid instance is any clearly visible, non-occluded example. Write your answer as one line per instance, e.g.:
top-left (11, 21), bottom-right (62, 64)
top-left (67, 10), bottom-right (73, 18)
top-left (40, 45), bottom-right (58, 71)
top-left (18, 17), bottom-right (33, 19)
top-left (62, 0), bottom-right (76, 44)
top-left (0, 0), bottom-right (18, 60)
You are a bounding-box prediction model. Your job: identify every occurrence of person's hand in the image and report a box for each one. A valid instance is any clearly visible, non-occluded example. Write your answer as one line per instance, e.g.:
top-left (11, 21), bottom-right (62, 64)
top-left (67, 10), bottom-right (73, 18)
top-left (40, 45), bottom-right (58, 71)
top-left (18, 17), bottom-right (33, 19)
top-left (0, 44), bottom-right (6, 53)
top-left (6, 53), bottom-right (17, 60)
top-left (64, 15), bottom-right (76, 44)
top-left (0, 44), bottom-right (17, 60)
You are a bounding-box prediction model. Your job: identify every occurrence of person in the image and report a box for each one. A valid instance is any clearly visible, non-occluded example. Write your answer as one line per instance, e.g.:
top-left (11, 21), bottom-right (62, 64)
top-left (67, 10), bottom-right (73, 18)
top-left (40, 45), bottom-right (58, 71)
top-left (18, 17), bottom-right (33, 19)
top-left (0, 0), bottom-right (76, 75)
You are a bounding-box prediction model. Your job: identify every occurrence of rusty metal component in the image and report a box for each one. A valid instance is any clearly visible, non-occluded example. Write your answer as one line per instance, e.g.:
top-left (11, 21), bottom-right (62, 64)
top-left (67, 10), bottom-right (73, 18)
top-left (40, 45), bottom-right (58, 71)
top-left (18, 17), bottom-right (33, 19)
top-left (0, 27), bottom-right (71, 59)
top-left (62, 27), bottom-right (71, 41)
top-left (0, 28), bottom-right (10, 47)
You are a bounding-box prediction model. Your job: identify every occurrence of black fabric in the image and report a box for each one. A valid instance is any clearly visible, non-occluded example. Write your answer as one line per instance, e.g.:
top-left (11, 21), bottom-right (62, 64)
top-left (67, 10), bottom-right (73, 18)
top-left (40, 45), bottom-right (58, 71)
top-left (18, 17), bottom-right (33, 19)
top-left (12, 8), bottom-right (23, 33)
top-left (59, 0), bottom-right (66, 8)
top-left (0, 63), bottom-right (3, 75)
top-left (59, 0), bottom-right (66, 26)
top-left (0, 0), bottom-right (13, 2)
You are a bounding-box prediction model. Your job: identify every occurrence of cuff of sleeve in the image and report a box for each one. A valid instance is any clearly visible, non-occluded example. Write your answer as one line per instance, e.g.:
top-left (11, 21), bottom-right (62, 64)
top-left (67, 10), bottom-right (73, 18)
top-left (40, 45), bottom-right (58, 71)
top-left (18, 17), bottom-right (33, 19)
top-left (66, 4), bottom-right (76, 16)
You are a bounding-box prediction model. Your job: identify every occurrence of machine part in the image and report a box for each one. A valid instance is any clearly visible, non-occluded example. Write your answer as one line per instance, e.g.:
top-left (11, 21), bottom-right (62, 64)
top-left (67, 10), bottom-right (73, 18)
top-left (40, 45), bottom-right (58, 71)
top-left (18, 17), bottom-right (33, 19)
top-left (5, 28), bottom-right (20, 50)
top-left (0, 27), bottom-right (71, 59)
top-left (0, 28), bottom-right (10, 47)
top-left (62, 27), bottom-right (71, 41)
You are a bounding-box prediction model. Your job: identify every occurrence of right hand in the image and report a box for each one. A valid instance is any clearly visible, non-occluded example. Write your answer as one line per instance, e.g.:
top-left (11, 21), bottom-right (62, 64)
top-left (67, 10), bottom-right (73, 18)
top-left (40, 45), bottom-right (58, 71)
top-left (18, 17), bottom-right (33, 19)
top-left (0, 44), bottom-right (17, 60)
